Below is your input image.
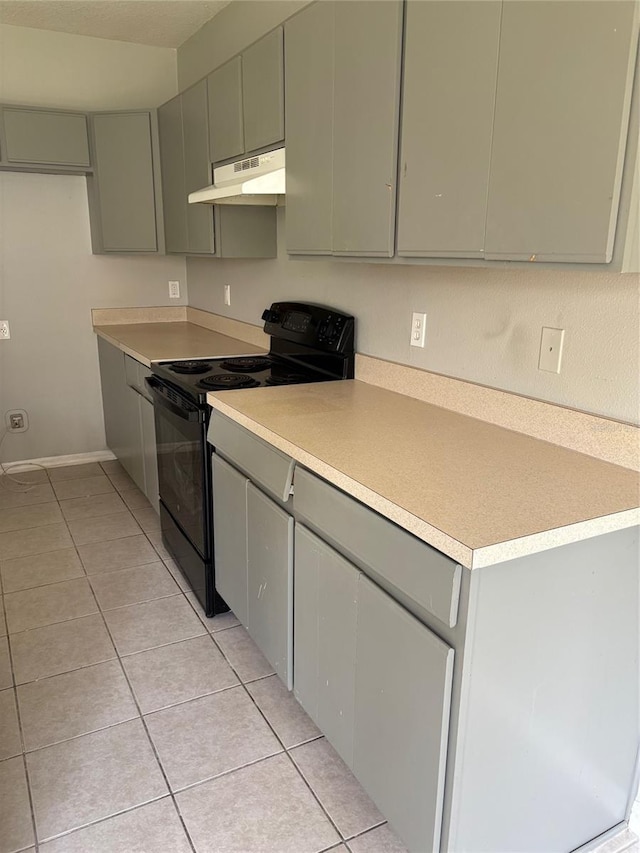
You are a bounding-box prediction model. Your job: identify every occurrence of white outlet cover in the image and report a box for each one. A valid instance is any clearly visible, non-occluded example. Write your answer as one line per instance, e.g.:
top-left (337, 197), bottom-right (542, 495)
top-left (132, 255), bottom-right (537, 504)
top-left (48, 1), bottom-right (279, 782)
top-left (168, 281), bottom-right (180, 299)
top-left (538, 327), bottom-right (565, 373)
top-left (224, 285), bottom-right (231, 306)
top-left (410, 312), bottom-right (427, 348)
top-left (0, 320), bottom-right (10, 339)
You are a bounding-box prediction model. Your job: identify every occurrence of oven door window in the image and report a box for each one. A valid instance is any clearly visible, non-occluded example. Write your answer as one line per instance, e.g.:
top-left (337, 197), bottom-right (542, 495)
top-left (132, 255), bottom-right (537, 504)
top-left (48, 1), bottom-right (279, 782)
top-left (154, 403), bottom-right (206, 556)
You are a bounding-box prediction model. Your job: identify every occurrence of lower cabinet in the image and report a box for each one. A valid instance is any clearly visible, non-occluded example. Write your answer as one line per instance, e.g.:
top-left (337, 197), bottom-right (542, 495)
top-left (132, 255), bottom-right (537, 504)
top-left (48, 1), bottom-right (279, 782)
top-left (246, 482), bottom-right (294, 689)
top-left (212, 453), bottom-right (249, 626)
top-left (210, 440), bottom-right (294, 687)
top-left (97, 337), bottom-right (158, 509)
top-left (294, 523), bottom-right (454, 853)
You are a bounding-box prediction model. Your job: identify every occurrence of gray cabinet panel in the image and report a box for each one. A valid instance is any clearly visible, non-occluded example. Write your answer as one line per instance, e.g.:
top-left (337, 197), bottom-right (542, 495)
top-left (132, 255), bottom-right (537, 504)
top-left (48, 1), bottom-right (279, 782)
top-left (242, 27), bottom-right (284, 154)
top-left (294, 468), bottom-right (461, 629)
top-left (332, 1), bottom-right (403, 256)
top-left (140, 396), bottom-right (159, 513)
top-left (284, 1), bottom-right (334, 254)
top-left (212, 454), bottom-right (249, 626)
top-left (182, 81), bottom-right (215, 255)
top-left (90, 112), bottom-right (158, 252)
top-left (247, 483), bottom-right (293, 688)
top-left (397, 1), bottom-right (501, 258)
top-left (485, 1), bottom-right (639, 263)
top-left (157, 95), bottom-right (188, 254)
top-left (208, 56), bottom-right (244, 164)
top-left (98, 336), bottom-right (128, 458)
top-left (3, 107), bottom-right (90, 166)
top-left (354, 575), bottom-right (454, 853)
top-left (294, 525), bottom-right (359, 766)
top-left (214, 205), bottom-right (277, 258)
top-left (208, 411), bottom-right (294, 503)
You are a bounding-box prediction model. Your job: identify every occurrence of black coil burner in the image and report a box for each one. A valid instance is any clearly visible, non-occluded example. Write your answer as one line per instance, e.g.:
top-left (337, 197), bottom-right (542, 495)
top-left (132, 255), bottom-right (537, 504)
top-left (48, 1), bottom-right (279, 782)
top-left (220, 357), bottom-right (272, 372)
top-left (197, 374), bottom-right (260, 390)
top-left (169, 361), bottom-right (212, 374)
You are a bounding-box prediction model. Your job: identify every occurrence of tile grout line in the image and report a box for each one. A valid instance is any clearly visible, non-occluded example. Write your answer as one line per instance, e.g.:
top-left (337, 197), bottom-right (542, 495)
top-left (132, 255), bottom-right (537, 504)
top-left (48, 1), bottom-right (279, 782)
top-left (44, 463), bottom-right (200, 853)
top-left (4, 462), bottom-right (387, 852)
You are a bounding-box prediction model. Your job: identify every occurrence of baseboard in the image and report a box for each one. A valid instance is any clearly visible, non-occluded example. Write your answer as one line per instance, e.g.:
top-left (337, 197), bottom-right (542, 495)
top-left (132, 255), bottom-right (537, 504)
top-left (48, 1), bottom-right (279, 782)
top-left (1, 450), bottom-right (116, 474)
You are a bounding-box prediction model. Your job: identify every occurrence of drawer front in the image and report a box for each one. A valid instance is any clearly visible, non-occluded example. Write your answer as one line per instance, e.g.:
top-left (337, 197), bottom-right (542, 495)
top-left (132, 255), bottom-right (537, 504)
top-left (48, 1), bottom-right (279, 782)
top-left (207, 411), bottom-right (294, 504)
top-left (294, 467), bottom-right (461, 628)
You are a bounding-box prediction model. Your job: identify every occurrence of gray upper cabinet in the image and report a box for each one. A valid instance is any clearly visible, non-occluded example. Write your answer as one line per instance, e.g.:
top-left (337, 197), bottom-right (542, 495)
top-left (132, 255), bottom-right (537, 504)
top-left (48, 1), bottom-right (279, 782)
top-left (158, 83), bottom-right (276, 258)
top-left (158, 94), bottom-right (188, 254)
top-left (485, 0), bottom-right (639, 264)
top-left (207, 56), bottom-right (244, 164)
top-left (284, 0), bottom-right (334, 254)
top-left (87, 111), bottom-right (161, 253)
top-left (284, 1), bottom-right (403, 258)
top-left (207, 28), bottom-right (284, 165)
top-left (332, 1), bottom-right (403, 257)
top-left (182, 80), bottom-right (215, 254)
top-left (2, 106), bottom-right (90, 167)
top-left (397, 1), bottom-right (501, 258)
top-left (242, 27), bottom-right (285, 155)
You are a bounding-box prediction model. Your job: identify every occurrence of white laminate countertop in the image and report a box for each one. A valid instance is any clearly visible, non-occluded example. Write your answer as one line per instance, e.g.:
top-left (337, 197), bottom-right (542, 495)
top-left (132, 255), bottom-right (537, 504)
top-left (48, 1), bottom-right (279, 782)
top-left (94, 322), bottom-right (266, 366)
top-left (206, 381), bottom-right (640, 569)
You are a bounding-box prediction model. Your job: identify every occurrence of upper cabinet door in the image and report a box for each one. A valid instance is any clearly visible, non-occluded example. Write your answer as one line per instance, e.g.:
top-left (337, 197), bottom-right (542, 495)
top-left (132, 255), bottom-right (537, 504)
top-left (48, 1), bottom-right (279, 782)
top-left (485, 1), bottom-right (639, 263)
top-left (89, 112), bottom-right (158, 252)
top-left (157, 95), bottom-right (188, 254)
top-left (3, 107), bottom-right (90, 167)
top-left (182, 80), bottom-right (215, 254)
top-left (397, 1), bottom-right (501, 258)
top-left (285, 1), bottom-right (334, 254)
top-left (207, 56), bottom-right (245, 164)
top-left (332, 1), bottom-right (403, 257)
top-left (242, 27), bottom-right (285, 154)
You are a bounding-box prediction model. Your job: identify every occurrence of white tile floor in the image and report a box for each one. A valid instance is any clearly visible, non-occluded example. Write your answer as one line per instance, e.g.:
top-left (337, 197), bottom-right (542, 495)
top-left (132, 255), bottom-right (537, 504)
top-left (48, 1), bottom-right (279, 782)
top-left (0, 461), bottom-right (408, 853)
top-left (1, 461), bottom-right (637, 853)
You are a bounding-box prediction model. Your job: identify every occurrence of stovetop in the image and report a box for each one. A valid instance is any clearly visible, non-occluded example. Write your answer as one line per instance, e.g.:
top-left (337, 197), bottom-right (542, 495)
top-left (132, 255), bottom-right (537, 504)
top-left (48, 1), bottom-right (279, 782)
top-left (150, 302), bottom-right (356, 406)
top-left (150, 355), bottom-right (330, 405)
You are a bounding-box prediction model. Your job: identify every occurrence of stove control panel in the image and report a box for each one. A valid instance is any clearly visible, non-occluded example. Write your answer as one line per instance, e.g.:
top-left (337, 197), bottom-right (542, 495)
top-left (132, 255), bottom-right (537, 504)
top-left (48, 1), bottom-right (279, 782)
top-left (262, 302), bottom-right (355, 354)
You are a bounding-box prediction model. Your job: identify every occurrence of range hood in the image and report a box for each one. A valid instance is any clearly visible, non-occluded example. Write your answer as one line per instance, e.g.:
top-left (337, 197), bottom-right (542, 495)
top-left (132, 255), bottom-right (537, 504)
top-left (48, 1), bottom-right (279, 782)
top-left (189, 147), bottom-right (285, 206)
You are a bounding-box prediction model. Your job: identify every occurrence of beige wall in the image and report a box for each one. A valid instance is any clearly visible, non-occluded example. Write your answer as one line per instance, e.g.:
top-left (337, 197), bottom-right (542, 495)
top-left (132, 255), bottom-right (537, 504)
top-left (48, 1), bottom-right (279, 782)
top-left (0, 23), bottom-right (177, 109)
top-left (0, 26), bottom-right (183, 463)
top-left (186, 212), bottom-right (640, 424)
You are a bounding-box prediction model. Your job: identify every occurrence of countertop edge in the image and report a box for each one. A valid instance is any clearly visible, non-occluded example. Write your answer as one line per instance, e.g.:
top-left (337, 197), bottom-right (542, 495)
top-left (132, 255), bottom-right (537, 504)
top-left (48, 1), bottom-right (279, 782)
top-left (94, 329), bottom-right (153, 367)
top-left (207, 393), bottom-right (640, 569)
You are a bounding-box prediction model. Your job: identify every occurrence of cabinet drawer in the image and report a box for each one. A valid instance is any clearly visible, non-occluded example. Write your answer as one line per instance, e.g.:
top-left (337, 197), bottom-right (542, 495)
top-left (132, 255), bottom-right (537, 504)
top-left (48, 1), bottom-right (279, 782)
top-left (207, 411), bottom-right (294, 503)
top-left (294, 467), bottom-right (461, 628)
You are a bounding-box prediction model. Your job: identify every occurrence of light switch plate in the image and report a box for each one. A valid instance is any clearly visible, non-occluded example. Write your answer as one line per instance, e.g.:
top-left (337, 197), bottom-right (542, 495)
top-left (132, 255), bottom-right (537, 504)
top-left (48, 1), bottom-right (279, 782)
top-left (538, 327), bottom-right (565, 373)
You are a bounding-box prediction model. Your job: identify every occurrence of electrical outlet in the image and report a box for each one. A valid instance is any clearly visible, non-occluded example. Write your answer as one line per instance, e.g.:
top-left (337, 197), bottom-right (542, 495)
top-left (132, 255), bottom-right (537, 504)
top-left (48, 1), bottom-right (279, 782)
top-left (224, 285), bottom-right (231, 306)
top-left (0, 320), bottom-right (10, 340)
top-left (410, 312), bottom-right (427, 348)
top-left (6, 409), bottom-right (28, 432)
top-left (538, 327), bottom-right (565, 373)
top-left (168, 280), bottom-right (180, 299)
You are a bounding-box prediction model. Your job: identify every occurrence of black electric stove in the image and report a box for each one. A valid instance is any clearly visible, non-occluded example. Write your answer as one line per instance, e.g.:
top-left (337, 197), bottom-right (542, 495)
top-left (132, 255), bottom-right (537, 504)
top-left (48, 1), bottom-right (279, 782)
top-left (146, 302), bottom-right (355, 617)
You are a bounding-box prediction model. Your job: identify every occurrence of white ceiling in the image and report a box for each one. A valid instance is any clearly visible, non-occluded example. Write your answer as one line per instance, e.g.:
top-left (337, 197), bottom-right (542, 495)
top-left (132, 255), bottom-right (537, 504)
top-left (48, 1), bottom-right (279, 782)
top-left (0, 0), bottom-right (232, 48)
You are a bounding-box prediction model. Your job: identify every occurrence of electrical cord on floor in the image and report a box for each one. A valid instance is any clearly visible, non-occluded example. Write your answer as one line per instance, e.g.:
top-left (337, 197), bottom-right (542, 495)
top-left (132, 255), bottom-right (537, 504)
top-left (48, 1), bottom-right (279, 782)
top-left (0, 428), bottom-right (47, 492)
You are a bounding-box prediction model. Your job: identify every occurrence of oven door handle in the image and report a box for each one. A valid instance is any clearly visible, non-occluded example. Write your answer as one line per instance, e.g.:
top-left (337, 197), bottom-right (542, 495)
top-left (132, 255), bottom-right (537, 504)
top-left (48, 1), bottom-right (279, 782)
top-left (145, 377), bottom-right (205, 423)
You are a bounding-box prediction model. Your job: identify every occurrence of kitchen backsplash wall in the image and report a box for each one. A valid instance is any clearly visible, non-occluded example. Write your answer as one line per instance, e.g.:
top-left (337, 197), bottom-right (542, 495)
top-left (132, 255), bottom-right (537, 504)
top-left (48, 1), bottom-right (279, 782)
top-left (186, 209), bottom-right (640, 426)
top-left (0, 25), bottom-right (184, 464)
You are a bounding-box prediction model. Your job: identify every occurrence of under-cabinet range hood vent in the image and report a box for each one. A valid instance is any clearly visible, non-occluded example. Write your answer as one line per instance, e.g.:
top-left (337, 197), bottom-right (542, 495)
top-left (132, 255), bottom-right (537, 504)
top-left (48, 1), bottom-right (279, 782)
top-left (189, 147), bottom-right (285, 206)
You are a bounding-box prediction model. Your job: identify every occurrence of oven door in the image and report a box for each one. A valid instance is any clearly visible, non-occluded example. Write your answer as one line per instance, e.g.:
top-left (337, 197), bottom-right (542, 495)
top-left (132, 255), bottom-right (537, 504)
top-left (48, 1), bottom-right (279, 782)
top-left (145, 376), bottom-right (209, 557)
